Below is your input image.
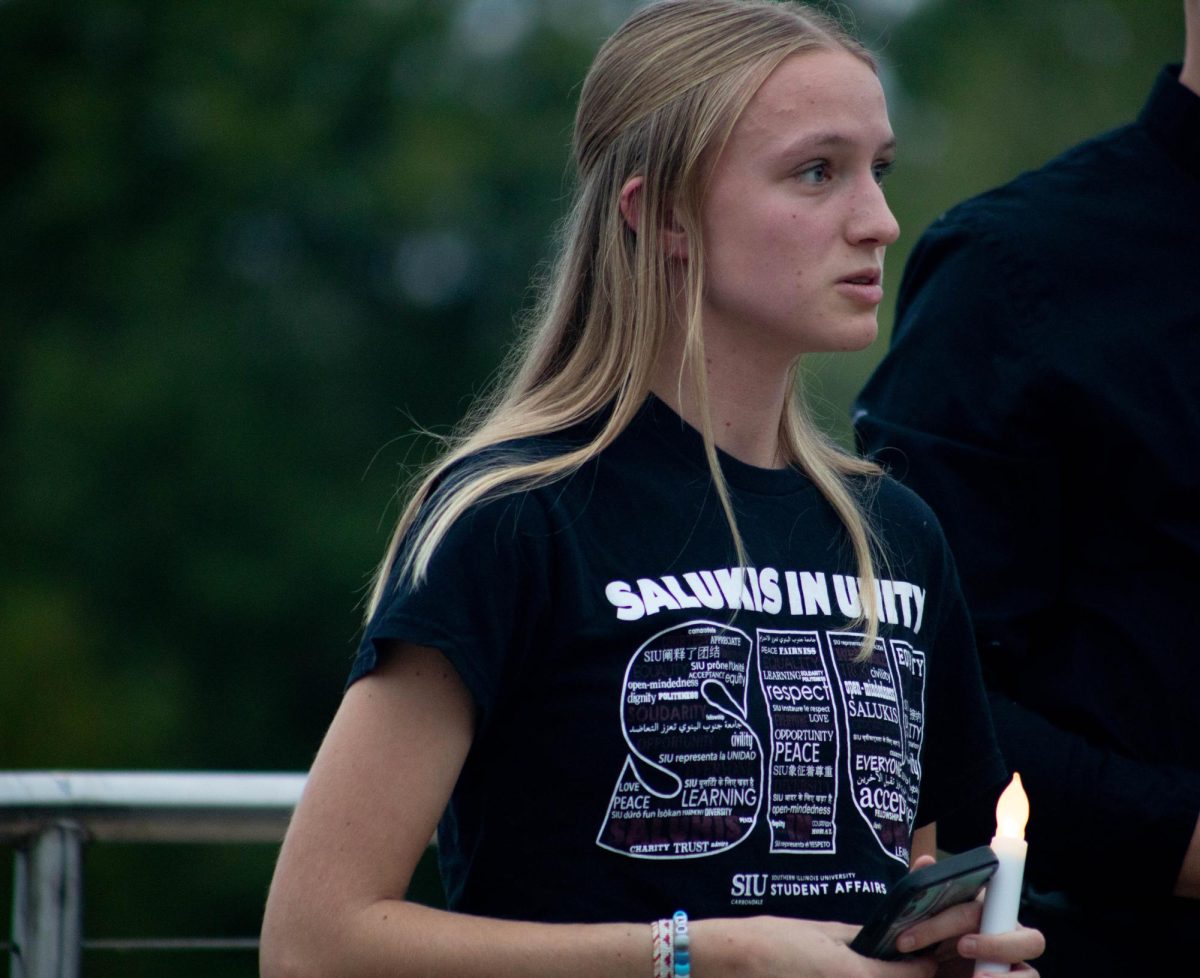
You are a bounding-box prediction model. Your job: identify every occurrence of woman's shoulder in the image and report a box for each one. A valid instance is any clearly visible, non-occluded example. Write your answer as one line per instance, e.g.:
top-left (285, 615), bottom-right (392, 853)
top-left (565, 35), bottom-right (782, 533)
top-left (869, 471), bottom-right (938, 518)
top-left (860, 472), bottom-right (953, 558)
top-left (455, 421), bottom-right (595, 472)
top-left (423, 419), bottom-right (600, 528)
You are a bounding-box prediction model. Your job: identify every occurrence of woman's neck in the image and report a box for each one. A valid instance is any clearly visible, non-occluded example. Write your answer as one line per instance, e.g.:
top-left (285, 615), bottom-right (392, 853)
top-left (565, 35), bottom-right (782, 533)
top-left (649, 327), bottom-right (795, 470)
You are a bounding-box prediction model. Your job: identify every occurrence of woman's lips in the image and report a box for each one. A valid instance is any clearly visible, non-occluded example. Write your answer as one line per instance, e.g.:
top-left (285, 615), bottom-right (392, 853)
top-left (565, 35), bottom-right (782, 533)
top-left (836, 269), bottom-right (883, 305)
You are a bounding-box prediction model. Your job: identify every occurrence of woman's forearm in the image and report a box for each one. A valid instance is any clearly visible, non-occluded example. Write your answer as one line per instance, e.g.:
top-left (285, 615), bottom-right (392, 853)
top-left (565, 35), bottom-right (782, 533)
top-left (260, 899), bottom-right (945, 978)
top-left (262, 898), bottom-right (650, 978)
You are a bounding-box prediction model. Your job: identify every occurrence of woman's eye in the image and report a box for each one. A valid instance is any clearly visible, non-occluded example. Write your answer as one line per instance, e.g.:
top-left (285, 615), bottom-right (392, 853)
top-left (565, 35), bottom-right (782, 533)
top-left (798, 162), bottom-right (830, 184)
top-left (873, 159), bottom-right (896, 185)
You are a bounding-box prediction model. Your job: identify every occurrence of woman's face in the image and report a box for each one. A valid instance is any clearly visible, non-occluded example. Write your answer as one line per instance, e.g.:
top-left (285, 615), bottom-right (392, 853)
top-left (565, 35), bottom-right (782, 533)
top-left (698, 48), bottom-right (899, 363)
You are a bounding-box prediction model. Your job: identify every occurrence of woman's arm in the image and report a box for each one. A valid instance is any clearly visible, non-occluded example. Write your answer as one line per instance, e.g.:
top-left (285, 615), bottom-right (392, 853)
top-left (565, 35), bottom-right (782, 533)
top-left (261, 642), bottom-right (949, 978)
top-left (261, 642), bottom-right (654, 978)
top-left (260, 642), bottom-right (654, 978)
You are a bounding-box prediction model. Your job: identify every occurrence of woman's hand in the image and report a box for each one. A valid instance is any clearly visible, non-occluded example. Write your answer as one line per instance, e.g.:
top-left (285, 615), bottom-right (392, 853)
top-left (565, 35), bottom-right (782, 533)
top-left (892, 855), bottom-right (1045, 978)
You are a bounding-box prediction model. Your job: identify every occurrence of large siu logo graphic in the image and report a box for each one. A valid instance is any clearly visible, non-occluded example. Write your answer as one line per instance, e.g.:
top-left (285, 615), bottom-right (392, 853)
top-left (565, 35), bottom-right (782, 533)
top-left (596, 621), bottom-right (764, 859)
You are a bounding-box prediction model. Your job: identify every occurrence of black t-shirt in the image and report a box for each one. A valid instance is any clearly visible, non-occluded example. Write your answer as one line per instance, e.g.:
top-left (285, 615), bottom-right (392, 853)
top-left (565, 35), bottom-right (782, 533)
top-left (854, 66), bottom-right (1200, 907)
top-left (353, 396), bottom-right (1004, 924)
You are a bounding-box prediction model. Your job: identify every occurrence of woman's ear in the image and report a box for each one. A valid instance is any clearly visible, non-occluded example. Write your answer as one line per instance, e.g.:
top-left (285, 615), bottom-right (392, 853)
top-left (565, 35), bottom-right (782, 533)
top-left (619, 175), bottom-right (688, 260)
top-left (618, 175), bottom-right (644, 233)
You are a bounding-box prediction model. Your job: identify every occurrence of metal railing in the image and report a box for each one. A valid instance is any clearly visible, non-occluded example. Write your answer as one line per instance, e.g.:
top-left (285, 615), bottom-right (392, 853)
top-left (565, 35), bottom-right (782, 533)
top-left (0, 771), bottom-right (306, 978)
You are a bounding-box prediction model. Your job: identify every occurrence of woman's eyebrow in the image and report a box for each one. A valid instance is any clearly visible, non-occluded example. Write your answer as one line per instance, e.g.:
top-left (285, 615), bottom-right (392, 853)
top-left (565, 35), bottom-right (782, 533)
top-left (774, 131), bottom-right (897, 156)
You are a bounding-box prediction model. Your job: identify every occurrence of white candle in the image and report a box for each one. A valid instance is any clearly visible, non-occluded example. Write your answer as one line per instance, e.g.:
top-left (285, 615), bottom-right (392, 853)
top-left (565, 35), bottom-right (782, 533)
top-left (975, 773), bottom-right (1029, 974)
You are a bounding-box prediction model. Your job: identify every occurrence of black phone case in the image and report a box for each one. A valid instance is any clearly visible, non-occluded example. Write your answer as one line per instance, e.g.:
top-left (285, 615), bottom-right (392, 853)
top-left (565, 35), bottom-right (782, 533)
top-left (848, 845), bottom-right (999, 960)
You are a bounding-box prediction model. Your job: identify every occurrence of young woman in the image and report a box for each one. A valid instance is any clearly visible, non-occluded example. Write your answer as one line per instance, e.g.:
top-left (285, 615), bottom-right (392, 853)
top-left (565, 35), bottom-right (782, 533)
top-left (260, 2), bottom-right (1045, 976)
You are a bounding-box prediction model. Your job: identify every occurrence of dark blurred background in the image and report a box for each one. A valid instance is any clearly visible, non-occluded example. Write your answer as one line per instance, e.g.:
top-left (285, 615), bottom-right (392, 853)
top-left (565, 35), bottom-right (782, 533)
top-left (0, 0), bottom-right (1184, 974)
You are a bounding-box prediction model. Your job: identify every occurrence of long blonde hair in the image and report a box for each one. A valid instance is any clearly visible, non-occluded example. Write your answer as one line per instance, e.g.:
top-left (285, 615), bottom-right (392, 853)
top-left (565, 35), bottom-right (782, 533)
top-left (368, 0), bottom-right (885, 651)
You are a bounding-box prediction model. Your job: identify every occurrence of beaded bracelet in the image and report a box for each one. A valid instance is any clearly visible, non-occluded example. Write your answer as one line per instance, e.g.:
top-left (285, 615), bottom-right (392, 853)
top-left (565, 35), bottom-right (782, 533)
top-left (651, 918), bottom-right (673, 978)
top-left (672, 910), bottom-right (690, 978)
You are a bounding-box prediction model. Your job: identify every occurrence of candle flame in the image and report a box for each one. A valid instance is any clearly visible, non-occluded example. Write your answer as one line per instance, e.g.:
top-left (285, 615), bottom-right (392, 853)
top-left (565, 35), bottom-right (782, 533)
top-left (995, 772), bottom-right (1029, 840)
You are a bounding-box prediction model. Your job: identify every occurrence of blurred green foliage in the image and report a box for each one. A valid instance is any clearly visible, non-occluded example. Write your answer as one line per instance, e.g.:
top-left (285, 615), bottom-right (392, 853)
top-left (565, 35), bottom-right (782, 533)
top-left (0, 0), bottom-right (1184, 974)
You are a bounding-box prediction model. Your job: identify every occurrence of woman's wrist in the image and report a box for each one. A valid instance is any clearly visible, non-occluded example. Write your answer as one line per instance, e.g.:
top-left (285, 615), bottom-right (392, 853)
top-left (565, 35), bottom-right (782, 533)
top-left (684, 917), bottom-right (751, 978)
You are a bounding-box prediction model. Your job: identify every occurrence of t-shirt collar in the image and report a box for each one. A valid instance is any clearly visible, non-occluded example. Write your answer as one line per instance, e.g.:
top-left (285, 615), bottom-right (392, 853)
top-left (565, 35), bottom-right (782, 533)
top-left (638, 394), bottom-right (810, 496)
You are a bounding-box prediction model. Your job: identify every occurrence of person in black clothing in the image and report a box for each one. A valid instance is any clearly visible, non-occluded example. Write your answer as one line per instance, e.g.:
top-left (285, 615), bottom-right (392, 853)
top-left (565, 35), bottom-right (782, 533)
top-left (259, 2), bottom-right (1045, 977)
top-left (853, 2), bottom-right (1200, 974)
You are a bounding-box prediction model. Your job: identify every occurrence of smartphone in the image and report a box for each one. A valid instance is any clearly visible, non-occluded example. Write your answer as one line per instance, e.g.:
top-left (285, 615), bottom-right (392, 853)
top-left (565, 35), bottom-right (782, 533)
top-left (849, 845), bottom-right (999, 960)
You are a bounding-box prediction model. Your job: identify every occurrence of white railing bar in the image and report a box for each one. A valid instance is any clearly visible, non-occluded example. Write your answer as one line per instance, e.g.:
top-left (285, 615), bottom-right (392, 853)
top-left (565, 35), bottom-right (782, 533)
top-left (0, 771), bottom-right (307, 844)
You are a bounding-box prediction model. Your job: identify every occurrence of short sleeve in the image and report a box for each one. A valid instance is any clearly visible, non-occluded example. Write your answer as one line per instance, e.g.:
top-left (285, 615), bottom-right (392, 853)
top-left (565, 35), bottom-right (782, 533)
top-left (349, 488), bottom-right (553, 728)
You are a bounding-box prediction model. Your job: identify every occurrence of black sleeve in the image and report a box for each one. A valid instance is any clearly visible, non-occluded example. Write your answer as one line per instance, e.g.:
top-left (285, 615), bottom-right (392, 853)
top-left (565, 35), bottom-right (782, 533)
top-left (350, 488), bottom-right (553, 730)
top-left (854, 213), bottom-right (1200, 892)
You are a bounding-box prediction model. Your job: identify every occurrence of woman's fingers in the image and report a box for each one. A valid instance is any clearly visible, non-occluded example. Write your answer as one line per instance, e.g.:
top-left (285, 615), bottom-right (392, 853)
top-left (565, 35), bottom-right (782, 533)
top-left (957, 925), bottom-right (1045, 969)
top-left (894, 899), bottom-right (982, 954)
